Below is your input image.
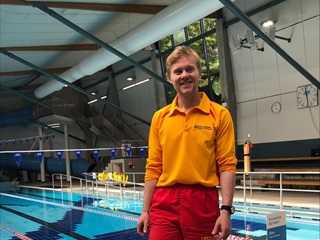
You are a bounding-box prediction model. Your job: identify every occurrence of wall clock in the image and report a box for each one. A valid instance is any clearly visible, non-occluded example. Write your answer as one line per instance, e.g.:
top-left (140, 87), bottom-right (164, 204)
top-left (271, 101), bottom-right (281, 114)
top-left (297, 84), bottom-right (318, 109)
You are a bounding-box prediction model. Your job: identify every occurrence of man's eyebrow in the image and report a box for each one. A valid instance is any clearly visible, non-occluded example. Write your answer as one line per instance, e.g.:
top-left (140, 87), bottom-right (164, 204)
top-left (173, 67), bottom-right (182, 72)
top-left (173, 65), bottom-right (195, 70)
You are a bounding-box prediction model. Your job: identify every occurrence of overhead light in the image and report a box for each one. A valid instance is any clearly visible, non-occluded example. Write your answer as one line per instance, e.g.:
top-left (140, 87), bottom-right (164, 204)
top-left (47, 123), bottom-right (60, 128)
top-left (261, 20), bottom-right (275, 28)
top-left (126, 76), bottom-right (135, 81)
top-left (91, 92), bottom-right (97, 95)
top-left (88, 99), bottom-right (98, 104)
top-left (123, 78), bottom-right (151, 90)
top-left (87, 95), bottom-right (107, 104)
top-left (47, 123), bottom-right (60, 126)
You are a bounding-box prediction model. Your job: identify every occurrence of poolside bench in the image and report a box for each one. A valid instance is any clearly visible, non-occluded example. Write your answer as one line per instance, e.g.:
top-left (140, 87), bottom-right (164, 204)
top-left (259, 179), bottom-right (320, 187)
top-left (271, 168), bottom-right (319, 172)
top-left (236, 157), bottom-right (319, 188)
top-left (237, 156), bottom-right (320, 163)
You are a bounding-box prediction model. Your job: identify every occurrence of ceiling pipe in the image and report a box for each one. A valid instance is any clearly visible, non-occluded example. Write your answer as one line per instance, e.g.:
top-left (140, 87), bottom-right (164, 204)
top-left (34, 0), bottom-right (233, 99)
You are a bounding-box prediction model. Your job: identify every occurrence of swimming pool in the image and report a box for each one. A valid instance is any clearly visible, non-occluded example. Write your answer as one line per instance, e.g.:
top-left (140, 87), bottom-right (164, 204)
top-left (0, 187), bottom-right (319, 240)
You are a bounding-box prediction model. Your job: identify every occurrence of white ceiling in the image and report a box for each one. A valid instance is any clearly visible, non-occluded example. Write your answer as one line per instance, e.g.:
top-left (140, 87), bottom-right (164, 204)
top-left (0, 0), bottom-right (179, 109)
top-left (0, 0), bottom-right (287, 112)
top-left (2, 0), bottom-right (241, 113)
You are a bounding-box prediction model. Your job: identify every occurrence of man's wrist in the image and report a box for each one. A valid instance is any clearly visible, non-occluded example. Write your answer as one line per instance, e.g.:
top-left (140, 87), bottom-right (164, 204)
top-left (220, 205), bottom-right (235, 215)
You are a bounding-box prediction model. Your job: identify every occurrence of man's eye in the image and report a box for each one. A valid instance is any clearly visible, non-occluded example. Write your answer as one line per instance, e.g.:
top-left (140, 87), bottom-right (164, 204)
top-left (186, 68), bottom-right (194, 72)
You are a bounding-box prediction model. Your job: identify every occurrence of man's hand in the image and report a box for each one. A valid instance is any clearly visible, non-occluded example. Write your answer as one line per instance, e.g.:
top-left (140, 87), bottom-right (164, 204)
top-left (137, 212), bottom-right (149, 236)
top-left (211, 211), bottom-right (231, 240)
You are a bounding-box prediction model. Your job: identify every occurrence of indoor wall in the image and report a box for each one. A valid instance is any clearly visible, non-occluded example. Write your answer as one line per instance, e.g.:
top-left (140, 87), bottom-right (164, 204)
top-left (223, 0), bottom-right (319, 157)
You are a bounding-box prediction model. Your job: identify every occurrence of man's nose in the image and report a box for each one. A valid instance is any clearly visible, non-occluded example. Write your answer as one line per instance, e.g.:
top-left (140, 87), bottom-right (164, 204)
top-left (181, 70), bottom-right (189, 78)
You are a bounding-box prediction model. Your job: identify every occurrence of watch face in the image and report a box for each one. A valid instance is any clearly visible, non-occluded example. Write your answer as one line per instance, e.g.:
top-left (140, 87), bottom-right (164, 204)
top-left (230, 206), bottom-right (235, 214)
top-left (271, 101), bottom-right (281, 114)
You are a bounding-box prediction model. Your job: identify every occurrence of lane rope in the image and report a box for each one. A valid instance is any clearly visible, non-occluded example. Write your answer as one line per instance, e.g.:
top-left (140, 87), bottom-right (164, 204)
top-left (0, 224), bottom-right (33, 240)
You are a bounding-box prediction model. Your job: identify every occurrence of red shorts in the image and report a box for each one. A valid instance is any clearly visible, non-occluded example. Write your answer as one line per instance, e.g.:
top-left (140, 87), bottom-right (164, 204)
top-left (149, 184), bottom-right (220, 240)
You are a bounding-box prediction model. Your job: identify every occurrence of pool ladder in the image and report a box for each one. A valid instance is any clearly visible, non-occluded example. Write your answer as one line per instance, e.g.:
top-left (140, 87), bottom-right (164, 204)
top-left (10, 177), bottom-right (24, 188)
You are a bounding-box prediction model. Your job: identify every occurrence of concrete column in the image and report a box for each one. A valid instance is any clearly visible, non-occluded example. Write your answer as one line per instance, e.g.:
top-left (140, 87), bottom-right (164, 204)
top-left (216, 17), bottom-right (237, 139)
top-left (151, 49), bottom-right (162, 110)
top-left (38, 127), bottom-right (45, 182)
top-left (64, 123), bottom-right (71, 181)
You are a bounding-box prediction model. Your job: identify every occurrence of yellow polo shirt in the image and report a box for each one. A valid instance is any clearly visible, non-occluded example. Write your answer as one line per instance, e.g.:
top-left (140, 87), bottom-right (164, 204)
top-left (145, 92), bottom-right (237, 187)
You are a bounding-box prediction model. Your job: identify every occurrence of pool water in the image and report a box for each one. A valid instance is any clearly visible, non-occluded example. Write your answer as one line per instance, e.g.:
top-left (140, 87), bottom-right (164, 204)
top-left (0, 188), bottom-right (319, 240)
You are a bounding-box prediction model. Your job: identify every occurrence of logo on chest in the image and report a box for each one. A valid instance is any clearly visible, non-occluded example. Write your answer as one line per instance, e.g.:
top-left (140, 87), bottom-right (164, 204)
top-left (194, 125), bottom-right (213, 130)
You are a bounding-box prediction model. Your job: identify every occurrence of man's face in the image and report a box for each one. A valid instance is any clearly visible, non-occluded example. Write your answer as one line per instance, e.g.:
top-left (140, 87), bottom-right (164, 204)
top-left (168, 55), bottom-right (201, 97)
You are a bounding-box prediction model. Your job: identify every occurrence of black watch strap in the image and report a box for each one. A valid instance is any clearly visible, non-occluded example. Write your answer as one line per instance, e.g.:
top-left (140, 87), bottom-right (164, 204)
top-left (220, 205), bottom-right (235, 215)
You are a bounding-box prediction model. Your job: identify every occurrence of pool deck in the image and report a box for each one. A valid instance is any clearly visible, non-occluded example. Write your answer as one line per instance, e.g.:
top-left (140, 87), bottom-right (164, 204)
top-left (232, 189), bottom-right (319, 209)
top-left (21, 180), bottom-right (320, 210)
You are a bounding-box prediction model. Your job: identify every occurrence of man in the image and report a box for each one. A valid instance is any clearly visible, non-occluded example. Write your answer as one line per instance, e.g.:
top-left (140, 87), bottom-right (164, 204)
top-left (137, 45), bottom-right (237, 240)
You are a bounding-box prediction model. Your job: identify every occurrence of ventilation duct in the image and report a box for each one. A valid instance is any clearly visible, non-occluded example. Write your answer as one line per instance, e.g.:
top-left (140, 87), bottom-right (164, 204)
top-left (34, 0), bottom-right (233, 98)
top-left (0, 153), bottom-right (95, 178)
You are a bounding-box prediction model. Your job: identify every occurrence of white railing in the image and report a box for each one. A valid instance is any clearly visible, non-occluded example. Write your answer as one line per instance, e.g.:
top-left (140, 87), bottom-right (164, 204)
top-left (50, 171), bottom-right (319, 220)
top-left (234, 171), bottom-right (319, 220)
top-left (51, 172), bottom-right (145, 200)
top-left (236, 171), bottom-right (319, 199)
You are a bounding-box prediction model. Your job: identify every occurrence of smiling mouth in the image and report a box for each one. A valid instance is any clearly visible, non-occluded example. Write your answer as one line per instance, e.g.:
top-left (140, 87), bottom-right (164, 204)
top-left (181, 81), bottom-right (192, 85)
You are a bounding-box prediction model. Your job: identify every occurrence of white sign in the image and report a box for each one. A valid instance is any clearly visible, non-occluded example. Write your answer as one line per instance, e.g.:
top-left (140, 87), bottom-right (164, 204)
top-left (267, 211), bottom-right (286, 240)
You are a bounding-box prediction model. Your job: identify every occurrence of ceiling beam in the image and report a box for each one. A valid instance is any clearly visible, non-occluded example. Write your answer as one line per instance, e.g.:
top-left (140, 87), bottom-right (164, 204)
top-left (3, 44), bottom-right (100, 52)
top-left (0, 67), bottom-right (71, 76)
top-left (0, 0), bottom-right (167, 14)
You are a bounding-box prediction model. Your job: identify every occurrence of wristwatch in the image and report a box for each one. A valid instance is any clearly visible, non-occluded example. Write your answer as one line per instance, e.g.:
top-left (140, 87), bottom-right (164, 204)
top-left (220, 205), bottom-right (235, 214)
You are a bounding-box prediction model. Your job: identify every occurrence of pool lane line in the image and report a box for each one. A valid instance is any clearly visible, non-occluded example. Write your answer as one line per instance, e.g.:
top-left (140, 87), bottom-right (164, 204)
top-left (0, 205), bottom-right (88, 240)
top-left (0, 224), bottom-right (33, 240)
top-left (1, 192), bottom-right (139, 221)
top-left (13, 190), bottom-right (142, 216)
top-left (12, 190), bottom-right (75, 204)
top-left (91, 204), bottom-right (141, 216)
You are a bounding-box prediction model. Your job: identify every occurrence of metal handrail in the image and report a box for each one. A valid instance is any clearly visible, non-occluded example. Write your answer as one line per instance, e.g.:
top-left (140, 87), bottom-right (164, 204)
top-left (50, 171), bottom-right (319, 220)
top-left (10, 177), bottom-right (24, 188)
top-left (234, 171), bottom-right (319, 220)
top-left (51, 172), bottom-right (145, 200)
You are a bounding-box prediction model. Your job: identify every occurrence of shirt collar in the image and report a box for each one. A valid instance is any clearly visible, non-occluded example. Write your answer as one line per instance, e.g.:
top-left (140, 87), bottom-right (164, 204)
top-left (168, 92), bottom-right (211, 116)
